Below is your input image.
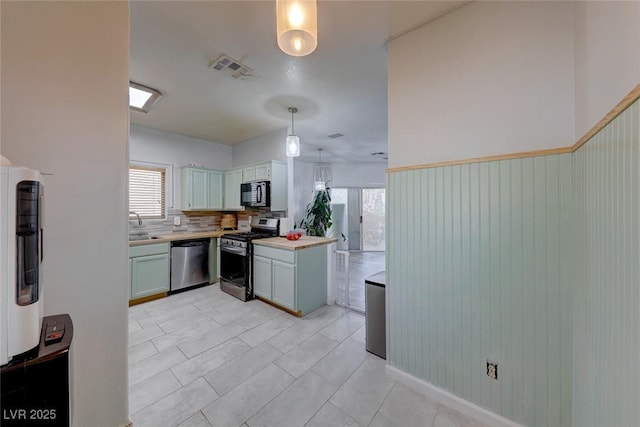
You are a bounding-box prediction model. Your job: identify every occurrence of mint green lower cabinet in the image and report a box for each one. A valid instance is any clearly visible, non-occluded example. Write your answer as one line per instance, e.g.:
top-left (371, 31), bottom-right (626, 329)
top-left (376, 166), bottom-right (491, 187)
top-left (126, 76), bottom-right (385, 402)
top-left (272, 260), bottom-right (295, 310)
top-left (129, 243), bottom-right (170, 300)
top-left (253, 244), bottom-right (327, 315)
top-left (253, 255), bottom-right (273, 300)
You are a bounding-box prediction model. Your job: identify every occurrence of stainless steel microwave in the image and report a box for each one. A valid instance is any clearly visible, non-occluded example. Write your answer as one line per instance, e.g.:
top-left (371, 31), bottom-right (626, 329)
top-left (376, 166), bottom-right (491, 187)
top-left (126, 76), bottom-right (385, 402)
top-left (241, 181), bottom-right (270, 207)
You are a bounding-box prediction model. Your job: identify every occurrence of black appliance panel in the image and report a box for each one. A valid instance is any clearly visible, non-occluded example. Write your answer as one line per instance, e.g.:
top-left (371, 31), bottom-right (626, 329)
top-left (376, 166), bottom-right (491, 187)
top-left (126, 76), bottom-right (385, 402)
top-left (15, 181), bottom-right (41, 306)
top-left (220, 246), bottom-right (249, 287)
top-left (1, 314), bottom-right (73, 427)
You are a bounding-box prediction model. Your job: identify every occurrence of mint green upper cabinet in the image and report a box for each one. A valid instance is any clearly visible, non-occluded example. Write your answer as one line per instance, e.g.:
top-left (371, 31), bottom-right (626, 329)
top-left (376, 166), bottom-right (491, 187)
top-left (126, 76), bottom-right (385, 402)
top-left (268, 161), bottom-right (287, 211)
top-left (224, 169), bottom-right (244, 210)
top-left (181, 167), bottom-right (223, 211)
top-left (187, 168), bottom-right (207, 209)
top-left (255, 164), bottom-right (271, 181)
top-left (243, 163), bottom-right (271, 183)
top-left (207, 171), bottom-right (223, 209)
top-left (243, 166), bottom-right (257, 183)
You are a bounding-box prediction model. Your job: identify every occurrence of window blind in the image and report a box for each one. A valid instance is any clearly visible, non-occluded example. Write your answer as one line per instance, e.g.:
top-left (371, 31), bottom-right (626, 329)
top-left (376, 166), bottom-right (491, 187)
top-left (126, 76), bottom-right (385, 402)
top-left (129, 165), bottom-right (165, 219)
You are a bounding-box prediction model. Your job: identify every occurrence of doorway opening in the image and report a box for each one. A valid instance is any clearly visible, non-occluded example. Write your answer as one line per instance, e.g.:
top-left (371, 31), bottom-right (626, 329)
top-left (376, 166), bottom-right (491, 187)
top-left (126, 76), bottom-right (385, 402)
top-left (330, 187), bottom-right (385, 312)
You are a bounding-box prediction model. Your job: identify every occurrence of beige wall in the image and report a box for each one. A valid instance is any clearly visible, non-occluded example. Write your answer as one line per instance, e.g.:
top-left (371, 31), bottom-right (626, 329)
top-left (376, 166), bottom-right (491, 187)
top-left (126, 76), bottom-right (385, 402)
top-left (1, 2), bottom-right (130, 426)
top-left (388, 1), bottom-right (575, 168)
top-left (573, 1), bottom-right (640, 138)
top-left (131, 124), bottom-right (232, 170)
top-left (232, 127), bottom-right (288, 167)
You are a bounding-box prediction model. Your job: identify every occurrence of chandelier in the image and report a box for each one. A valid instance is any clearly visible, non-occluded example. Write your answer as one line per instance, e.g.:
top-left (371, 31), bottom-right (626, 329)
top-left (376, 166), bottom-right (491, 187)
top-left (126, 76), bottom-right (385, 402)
top-left (314, 148), bottom-right (332, 191)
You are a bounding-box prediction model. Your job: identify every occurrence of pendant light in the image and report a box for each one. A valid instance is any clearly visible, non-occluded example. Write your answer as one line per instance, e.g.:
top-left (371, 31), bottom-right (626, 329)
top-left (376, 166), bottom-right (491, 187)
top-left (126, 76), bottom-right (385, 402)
top-left (276, 0), bottom-right (318, 57)
top-left (314, 148), bottom-right (331, 191)
top-left (286, 107), bottom-right (300, 157)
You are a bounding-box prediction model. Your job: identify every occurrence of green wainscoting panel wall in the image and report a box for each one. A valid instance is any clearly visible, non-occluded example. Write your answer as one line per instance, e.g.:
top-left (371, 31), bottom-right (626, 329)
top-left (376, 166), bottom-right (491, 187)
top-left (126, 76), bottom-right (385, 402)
top-left (572, 100), bottom-right (640, 427)
top-left (387, 98), bottom-right (640, 427)
top-left (387, 154), bottom-right (574, 427)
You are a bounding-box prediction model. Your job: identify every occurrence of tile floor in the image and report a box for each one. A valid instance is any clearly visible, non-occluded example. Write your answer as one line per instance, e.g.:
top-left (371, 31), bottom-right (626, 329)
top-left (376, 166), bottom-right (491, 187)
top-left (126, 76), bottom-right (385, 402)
top-left (344, 251), bottom-right (386, 311)
top-left (128, 284), bottom-right (487, 427)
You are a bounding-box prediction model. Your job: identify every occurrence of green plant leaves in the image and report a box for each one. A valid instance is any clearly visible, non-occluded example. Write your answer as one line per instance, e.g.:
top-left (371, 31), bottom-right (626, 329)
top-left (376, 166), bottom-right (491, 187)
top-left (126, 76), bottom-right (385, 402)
top-left (298, 187), bottom-right (333, 237)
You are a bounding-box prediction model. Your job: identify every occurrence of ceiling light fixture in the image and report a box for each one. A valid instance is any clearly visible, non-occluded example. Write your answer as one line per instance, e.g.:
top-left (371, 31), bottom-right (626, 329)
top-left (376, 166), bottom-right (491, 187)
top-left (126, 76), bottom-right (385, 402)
top-left (129, 82), bottom-right (162, 113)
top-left (276, 0), bottom-right (318, 57)
top-left (314, 148), bottom-right (331, 191)
top-left (286, 107), bottom-right (300, 157)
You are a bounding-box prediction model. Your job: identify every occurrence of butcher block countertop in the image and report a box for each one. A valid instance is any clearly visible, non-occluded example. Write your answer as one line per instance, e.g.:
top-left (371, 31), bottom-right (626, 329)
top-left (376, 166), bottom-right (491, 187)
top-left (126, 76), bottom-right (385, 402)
top-left (129, 230), bottom-right (241, 246)
top-left (253, 236), bottom-right (337, 251)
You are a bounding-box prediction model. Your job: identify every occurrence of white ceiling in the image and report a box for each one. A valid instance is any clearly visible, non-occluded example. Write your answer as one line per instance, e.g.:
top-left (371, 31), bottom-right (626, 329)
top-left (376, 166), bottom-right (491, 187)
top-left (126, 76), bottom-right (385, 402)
top-left (130, 1), bottom-right (470, 163)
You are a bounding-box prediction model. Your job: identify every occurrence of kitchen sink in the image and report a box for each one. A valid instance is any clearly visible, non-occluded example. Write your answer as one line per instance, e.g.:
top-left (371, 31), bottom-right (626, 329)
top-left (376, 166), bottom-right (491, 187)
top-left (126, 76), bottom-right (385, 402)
top-left (129, 236), bottom-right (162, 241)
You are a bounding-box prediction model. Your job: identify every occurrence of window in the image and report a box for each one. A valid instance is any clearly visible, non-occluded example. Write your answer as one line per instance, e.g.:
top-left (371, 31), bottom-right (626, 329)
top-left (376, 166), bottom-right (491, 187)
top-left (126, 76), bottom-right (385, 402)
top-left (129, 165), bottom-right (166, 219)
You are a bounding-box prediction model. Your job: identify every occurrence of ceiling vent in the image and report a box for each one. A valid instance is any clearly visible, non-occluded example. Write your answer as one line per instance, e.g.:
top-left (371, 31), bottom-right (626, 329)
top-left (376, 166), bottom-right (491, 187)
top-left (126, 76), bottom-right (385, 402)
top-left (328, 133), bottom-right (343, 139)
top-left (209, 54), bottom-right (253, 79)
top-left (371, 152), bottom-right (388, 160)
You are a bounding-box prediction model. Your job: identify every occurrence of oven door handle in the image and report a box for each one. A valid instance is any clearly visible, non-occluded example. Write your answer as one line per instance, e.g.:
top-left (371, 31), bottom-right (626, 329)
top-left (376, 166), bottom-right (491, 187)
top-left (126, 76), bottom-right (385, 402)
top-left (221, 246), bottom-right (246, 255)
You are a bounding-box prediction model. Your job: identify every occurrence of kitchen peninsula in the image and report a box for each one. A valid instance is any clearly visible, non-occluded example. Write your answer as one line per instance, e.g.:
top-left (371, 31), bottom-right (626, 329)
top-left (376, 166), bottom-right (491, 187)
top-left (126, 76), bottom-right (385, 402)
top-left (253, 236), bottom-right (336, 316)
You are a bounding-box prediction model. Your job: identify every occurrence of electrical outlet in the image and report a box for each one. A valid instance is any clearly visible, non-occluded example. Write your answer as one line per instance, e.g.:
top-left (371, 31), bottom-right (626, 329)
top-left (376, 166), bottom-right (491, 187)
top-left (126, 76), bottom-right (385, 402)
top-left (173, 216), bottom-right (181, 226)
top-left (486, 360), bottom-right (498, 380)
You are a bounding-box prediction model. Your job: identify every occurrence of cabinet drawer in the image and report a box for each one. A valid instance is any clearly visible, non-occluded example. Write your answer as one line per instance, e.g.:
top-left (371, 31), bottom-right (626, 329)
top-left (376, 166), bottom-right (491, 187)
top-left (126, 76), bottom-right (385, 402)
top-left (129, 243), bottom-right (170, 258)
top-left (254, 245), bottom-right (295, 264)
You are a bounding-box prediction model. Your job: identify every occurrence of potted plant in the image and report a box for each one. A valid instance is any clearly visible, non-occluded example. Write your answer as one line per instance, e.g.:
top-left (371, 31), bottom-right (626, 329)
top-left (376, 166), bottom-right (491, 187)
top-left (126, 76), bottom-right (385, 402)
top-left (297, 185), bottom-right (347, 241)
top-left (297, 186), bottom-right (333, 237)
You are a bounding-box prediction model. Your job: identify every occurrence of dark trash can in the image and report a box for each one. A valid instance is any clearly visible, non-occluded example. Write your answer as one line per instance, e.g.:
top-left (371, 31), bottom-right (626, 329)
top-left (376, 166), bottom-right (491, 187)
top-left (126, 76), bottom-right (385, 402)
top-left (365, 271), bottom-right (386, 359)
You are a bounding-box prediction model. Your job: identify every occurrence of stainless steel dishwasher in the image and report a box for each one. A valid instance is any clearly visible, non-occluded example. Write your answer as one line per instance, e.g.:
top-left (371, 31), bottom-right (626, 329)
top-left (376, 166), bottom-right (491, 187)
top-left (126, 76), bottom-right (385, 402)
top-left (170, 239), bottom-right (210, 292)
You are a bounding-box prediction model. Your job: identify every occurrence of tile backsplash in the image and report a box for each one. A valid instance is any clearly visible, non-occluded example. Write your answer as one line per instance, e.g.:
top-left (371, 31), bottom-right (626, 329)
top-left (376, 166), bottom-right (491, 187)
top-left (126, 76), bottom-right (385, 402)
top-left (128, 209), bottom-right (283, 239)
top-left (128, 209), bottom-right (218, 239)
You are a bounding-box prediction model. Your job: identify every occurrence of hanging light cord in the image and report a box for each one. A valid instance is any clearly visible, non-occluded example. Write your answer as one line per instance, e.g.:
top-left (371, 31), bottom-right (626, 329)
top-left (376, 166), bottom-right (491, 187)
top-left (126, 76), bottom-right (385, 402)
top-left (288, 107), bottom-right (297, 135)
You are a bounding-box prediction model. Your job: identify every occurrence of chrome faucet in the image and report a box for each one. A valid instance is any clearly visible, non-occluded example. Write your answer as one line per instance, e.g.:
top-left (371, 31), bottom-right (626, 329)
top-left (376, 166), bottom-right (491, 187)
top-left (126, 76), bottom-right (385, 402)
top-left (129, 211), bottom-right (142, 227)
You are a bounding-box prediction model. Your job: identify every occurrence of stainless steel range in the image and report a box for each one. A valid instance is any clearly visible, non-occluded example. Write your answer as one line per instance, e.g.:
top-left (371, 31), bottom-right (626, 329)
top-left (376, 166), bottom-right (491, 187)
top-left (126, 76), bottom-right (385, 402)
top-left (219, 218), bottom-right (279, 301)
